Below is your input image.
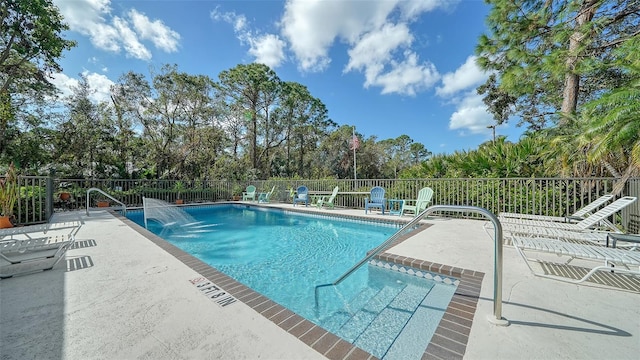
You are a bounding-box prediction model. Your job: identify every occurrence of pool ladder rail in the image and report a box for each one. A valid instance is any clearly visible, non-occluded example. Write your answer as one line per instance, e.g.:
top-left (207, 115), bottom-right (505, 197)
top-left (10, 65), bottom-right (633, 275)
top-left (85, 187), bottom-right (127, 216)
top-left (314, 205), bottom-right (508, 326)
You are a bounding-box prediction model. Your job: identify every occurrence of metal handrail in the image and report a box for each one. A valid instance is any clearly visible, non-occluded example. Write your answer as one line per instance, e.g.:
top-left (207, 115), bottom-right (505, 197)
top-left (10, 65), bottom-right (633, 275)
top-left (314, 205), bottom-right (508, 326)
top-left (86, 188), bottom-right (127, 216)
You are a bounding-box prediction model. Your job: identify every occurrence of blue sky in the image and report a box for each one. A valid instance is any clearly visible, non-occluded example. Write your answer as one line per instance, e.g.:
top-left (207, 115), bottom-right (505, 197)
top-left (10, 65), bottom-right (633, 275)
top-left (50, 0), bottom-right (525, 154)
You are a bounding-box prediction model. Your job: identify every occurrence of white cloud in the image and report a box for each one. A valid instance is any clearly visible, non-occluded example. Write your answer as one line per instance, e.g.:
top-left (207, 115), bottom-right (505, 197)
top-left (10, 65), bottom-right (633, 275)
top-left (249, 34), bottom-right (286, 68)
top-left (53, 0), bottom-right (180, 60)
top-left (367, 52), bottom-right (439, 96)
top-left (436, 55), bottom-right (489, 97)
top-left (83, 72), bottom-right (115, 103)
top-left (345, 24), bottom-right (439, 95)
top-left (213, 0), bottom-right (452, 94)
top-left (51, 71), bottom-right (115, 104)
top-left (50, 73), bottom-right (77, 100)
top-left (448, 91), bottom-right (494, 134)
top-left (211, 8), bottom-right (248, 33)
top-left (128, 9), bottom-right (180, 52)
top-left (113, 16), bottom-right (151, 61)
top-left (345, 23), bottom-right (413, 73)
top-left (278, 0), bottom-right (449, 94)
top-left (280, 0), bottom-right (398, 72)
top-left (211, 9), bottom-right (286, 68)
top-left (435, 56), bottom-right (496, 135)
top-left (399, 0), bottom-right (458, 20)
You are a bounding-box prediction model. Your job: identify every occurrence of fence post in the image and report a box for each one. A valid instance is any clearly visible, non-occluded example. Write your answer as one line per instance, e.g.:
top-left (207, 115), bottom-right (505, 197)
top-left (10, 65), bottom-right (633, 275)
top-left (46, 176), bottom-right (54, 221)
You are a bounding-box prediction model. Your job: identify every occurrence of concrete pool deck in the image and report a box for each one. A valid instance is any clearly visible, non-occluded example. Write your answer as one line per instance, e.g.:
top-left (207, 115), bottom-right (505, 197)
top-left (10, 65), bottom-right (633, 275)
top-left (0, 202), bottom-right (638, 359)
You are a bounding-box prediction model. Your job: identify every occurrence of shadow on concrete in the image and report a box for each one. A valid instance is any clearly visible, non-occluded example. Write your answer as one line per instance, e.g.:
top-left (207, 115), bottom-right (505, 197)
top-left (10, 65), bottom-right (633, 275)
top-left (0, 237), bottom-right (95, 360)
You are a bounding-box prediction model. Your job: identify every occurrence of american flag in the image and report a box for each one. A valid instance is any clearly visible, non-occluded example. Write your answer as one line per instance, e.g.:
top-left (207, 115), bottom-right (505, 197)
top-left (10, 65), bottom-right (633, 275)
top-left (350, 134), bottom-right (360, 150)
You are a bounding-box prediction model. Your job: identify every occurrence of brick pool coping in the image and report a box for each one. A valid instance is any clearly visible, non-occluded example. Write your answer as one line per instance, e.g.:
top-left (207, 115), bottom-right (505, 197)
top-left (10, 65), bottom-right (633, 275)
top-left (116, 206), bottom-right (484, 360)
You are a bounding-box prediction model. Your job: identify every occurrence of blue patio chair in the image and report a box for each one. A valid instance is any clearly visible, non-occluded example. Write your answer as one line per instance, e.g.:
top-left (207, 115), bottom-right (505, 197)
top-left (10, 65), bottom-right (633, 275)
top-left (293, 186), bottom-right (309, 207)
top-left (365, 186), bottom-right (386, 215)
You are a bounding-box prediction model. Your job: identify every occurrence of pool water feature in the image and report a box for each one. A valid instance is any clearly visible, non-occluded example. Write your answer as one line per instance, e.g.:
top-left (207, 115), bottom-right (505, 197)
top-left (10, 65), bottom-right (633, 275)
top-left (127, 204), bottom-right (458, 359)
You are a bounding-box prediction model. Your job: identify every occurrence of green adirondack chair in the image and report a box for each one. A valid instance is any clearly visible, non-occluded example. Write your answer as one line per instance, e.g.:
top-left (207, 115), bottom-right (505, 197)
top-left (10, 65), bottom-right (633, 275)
top-left (402, 187), bottom-right (433, 216)
top-left (317, 186), bottom-right (339, 209)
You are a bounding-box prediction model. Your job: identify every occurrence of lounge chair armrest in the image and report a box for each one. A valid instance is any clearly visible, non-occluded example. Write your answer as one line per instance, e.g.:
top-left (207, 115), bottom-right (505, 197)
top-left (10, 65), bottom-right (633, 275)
top-left (565, 215), bottom-right (583, 222)
top-left (606, 233), bottom-right (640, 248)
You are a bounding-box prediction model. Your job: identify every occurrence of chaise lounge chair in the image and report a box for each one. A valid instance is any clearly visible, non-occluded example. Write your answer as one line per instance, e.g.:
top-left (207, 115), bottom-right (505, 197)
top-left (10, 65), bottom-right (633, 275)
top-left (365, 186), bottom-right (386, 215)
top-left (293, 186), bottom-right (309, 207)
top-left (0, 220), bottom-right (82, 240)
top-left (242, 185), bottom-right (257, 201)
top-left (1, 234), bottom-right (76, 278)
top-left (499, 194), bottom-right (614, 223)
top-left (317, 186), bottom-right (339, 209)
top-left (258, 186), bottom-right (276, 203)
top-left (401, 187), bottom-right (433, 217)
top-left (502, 196), bottom-right (637, 233)
top-left (511, 235), bottom-right (640, 284)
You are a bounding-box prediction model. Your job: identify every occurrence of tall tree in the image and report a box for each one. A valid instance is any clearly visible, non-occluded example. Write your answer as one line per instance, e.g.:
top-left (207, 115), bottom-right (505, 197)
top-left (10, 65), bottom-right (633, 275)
top-left (112, 65), bottom-right (217, 179)
top-left (476, 0), bottom-right (640, 128)
top-left (275, 82), bottom-right (334, 178)
top-left (55, 75), bottom-right (115, 178)
top-left (215, 63), bottom-right (281, 172)
top-left (316, 125), bottom-right (357, 178)
top-left (569, 34), bottom-right (640, 182)
top-left (0, 0), bottom-right (75, 159)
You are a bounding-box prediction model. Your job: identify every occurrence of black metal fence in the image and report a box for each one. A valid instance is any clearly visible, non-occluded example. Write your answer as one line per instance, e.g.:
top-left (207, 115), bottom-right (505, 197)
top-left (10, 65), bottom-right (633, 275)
top-left (7, 176), bottom-right (640, 231)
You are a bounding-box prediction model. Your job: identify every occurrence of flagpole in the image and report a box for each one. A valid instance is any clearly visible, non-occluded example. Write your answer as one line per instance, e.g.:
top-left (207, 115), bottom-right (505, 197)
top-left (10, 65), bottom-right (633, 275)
top-left (352, 126), bottom-right (357, 181)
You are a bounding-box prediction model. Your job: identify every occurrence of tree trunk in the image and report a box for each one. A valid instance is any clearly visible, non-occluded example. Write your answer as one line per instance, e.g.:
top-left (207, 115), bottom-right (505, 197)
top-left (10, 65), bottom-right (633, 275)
top-left (560, 2), bottom-right (597, 123)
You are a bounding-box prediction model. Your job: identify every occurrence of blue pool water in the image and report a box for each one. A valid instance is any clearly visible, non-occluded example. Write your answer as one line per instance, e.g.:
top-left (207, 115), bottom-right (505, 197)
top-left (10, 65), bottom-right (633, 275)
top-left (127, 204), bottom-right (457, 359)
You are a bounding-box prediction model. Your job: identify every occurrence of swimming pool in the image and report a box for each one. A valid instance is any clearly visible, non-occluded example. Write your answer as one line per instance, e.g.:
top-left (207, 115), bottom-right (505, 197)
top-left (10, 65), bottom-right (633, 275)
top-left (127, 204), bottom-right (458, 359)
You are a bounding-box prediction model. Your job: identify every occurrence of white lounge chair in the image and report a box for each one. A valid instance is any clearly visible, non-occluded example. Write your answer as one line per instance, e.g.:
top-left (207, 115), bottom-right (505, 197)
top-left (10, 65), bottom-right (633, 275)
top-left (0, 220), bottom-right (82, 240)
top-left (499, 194), bottom-right (614, 223)
top-left (511, 236), bottom-right (640, 284)
top-left (0, 233), bottom-right (76, 278)
top-left (502, 196), bottom-right (637, 233)
top-left (503, 224), bottom-right (609, 244)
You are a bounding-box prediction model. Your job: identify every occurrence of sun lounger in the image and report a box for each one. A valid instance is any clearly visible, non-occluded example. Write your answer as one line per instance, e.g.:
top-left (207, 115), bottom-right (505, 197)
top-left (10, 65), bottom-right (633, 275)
top-left (499, 194), bottom-right (614, 223)
top-left (0, 220), bottom-right (82, 240)
top-left (502, 222), bottom-right (638, 250)
top-left (0, 233), bottom-right (76, 278)
top-left (503, 224), bottom-right (608, 244)
top-left (502, 196), bottom-right (636, 233)
top-left (511, 235), bottom-right (640, 284)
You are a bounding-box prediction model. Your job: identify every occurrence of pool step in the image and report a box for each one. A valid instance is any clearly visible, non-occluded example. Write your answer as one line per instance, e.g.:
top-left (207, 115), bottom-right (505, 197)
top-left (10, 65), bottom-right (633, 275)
top-left (353, 284), bottom-right (432, 358)
top-left (383, 283), bottom-right (456, 360)
top-left (335, 285), bottom-right (404, 342)
top-left (320, 287), bottom-right (379, 331)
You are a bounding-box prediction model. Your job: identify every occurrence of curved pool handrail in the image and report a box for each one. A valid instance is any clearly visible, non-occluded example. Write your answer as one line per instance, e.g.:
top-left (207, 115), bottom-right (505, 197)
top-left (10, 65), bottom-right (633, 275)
top-left (314, 205), bottom-right (508, 326)
top-left (86, 187), bottom-right (126, 216)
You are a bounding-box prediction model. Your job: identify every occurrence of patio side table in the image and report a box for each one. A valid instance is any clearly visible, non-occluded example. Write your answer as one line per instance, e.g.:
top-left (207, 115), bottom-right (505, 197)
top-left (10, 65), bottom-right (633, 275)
top-left (387, 199), bottom-right (404, 216)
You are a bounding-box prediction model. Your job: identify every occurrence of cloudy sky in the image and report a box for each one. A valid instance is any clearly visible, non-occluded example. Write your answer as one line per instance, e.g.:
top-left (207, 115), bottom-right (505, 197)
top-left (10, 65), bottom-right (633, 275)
top-left (50, 0), bottom-right (523, 153)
